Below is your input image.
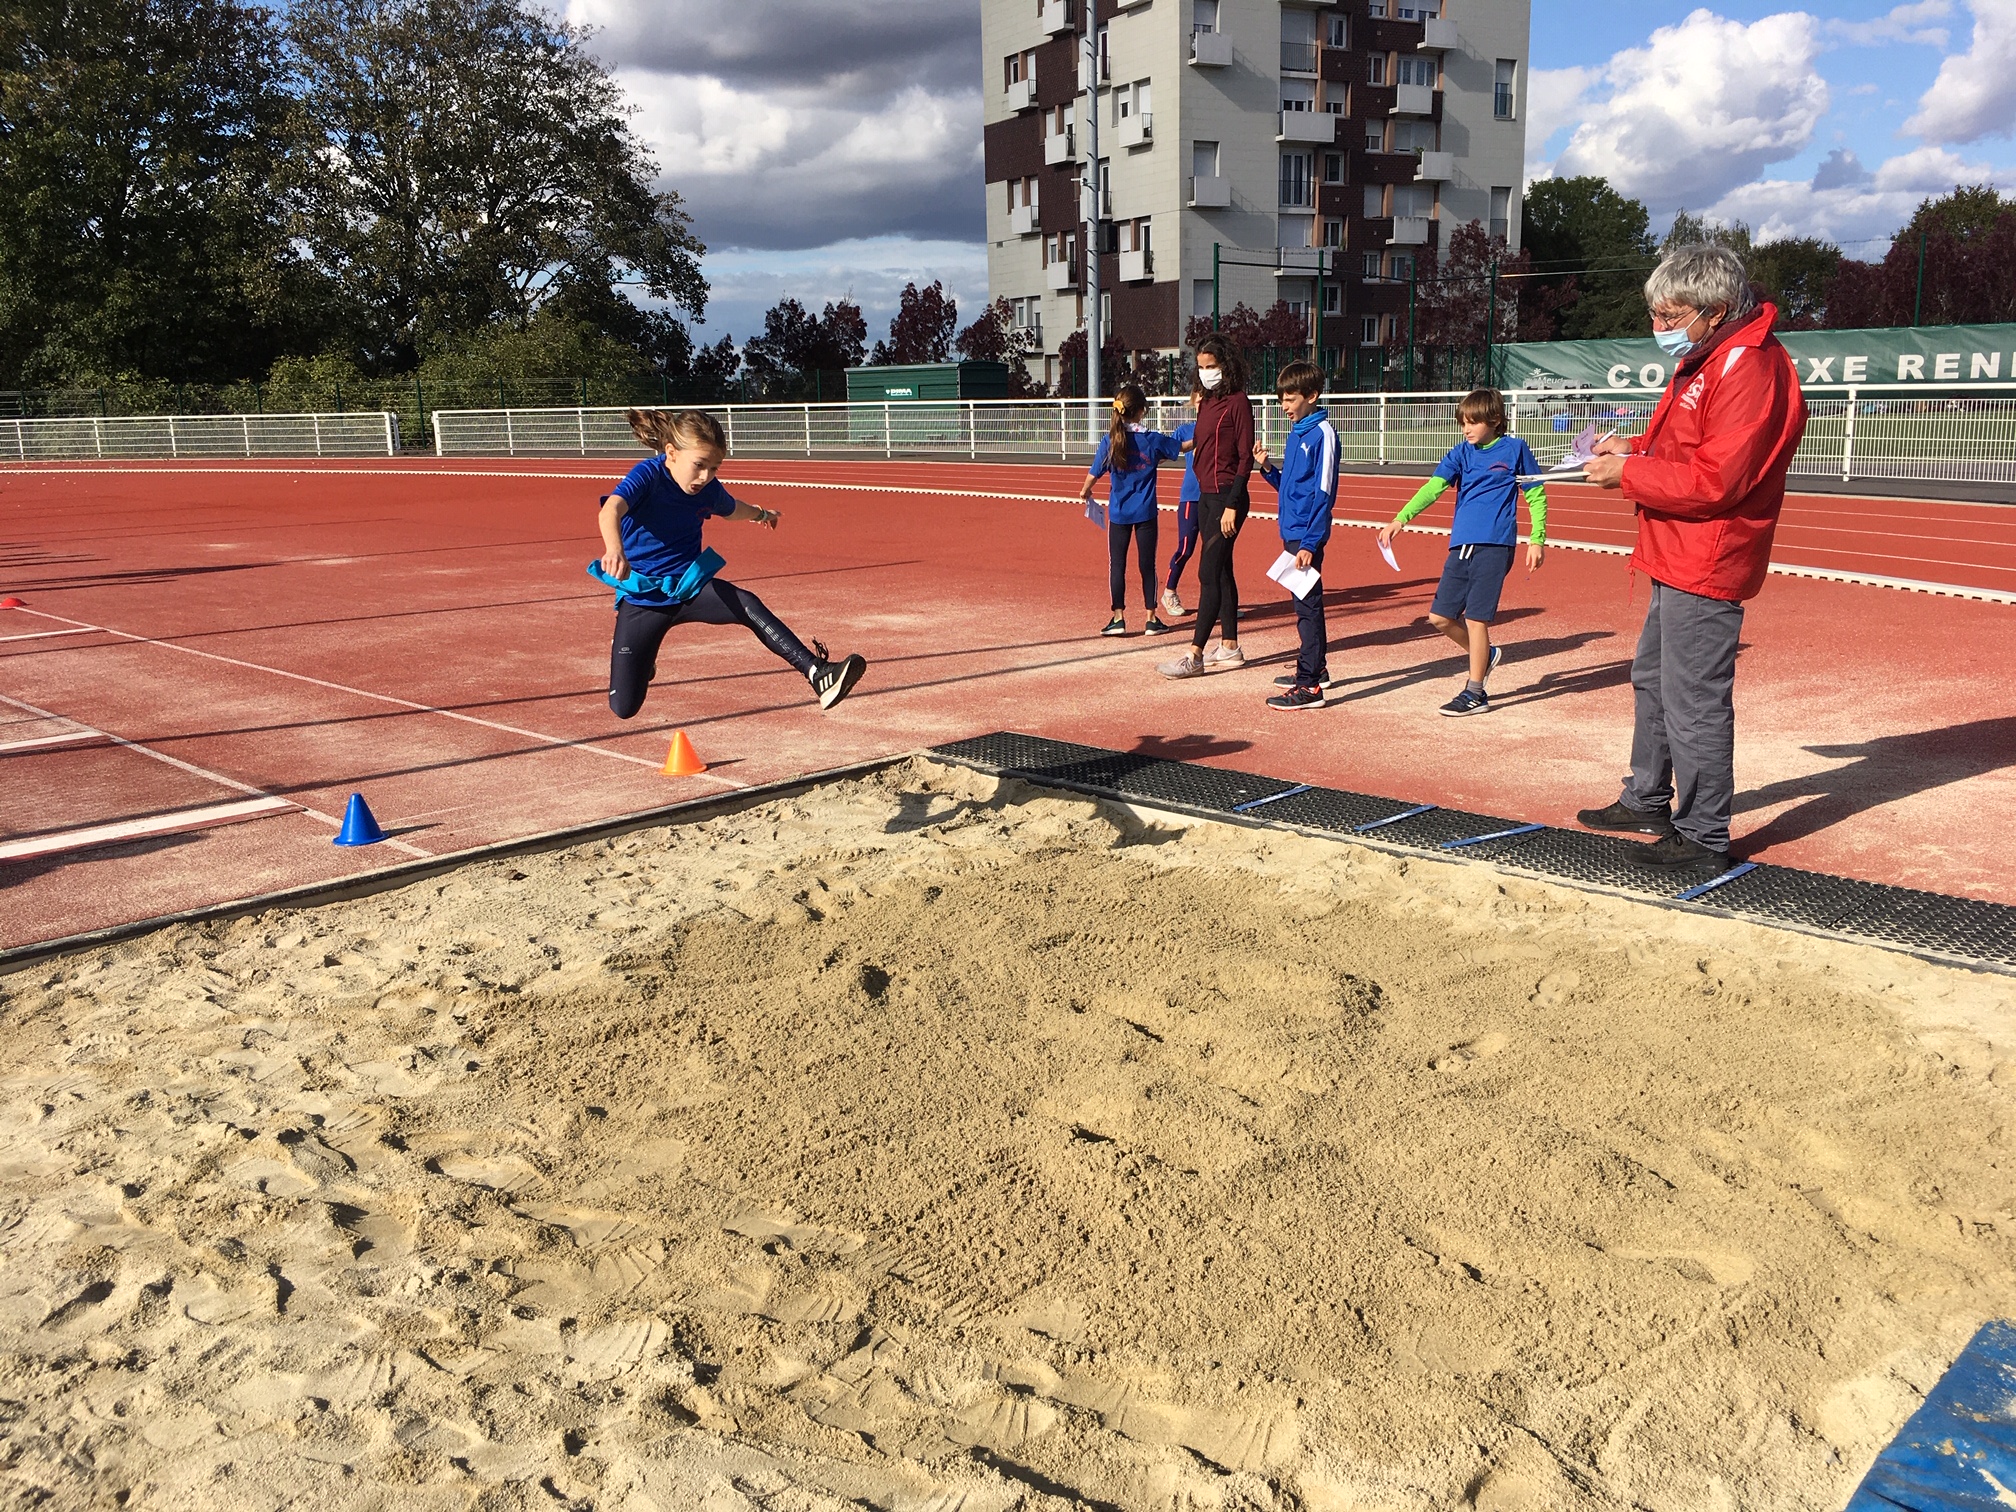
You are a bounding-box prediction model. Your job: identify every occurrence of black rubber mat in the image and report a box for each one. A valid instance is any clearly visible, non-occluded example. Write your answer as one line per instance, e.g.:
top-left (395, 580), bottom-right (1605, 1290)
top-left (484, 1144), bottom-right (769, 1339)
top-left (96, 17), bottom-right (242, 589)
top-left (929, 732), bottom-right (2016, 972)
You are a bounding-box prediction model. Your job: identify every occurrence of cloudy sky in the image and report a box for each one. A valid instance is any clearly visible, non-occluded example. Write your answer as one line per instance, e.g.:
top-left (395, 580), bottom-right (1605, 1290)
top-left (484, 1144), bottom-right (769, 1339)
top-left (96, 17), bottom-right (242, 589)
top-left (569, 0), bottom-right (2016, 346)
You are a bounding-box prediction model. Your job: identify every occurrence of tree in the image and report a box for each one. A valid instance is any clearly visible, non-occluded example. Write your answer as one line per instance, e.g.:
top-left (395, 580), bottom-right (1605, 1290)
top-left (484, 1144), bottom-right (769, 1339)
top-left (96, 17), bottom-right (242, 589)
top-left (1181, 300), bottom-right (1308, 355)
top-left (1521, 176), bottom-right (1657, 340)
top-left (742, 297), bottom-right (866, 398)
top-left (1662, 209), bottom-right (1752, 256)
top-left (1053, 327), bottom-right (1128, 397)
top-left (871, 280), bottom-right (957, 364)
top-left (0, 0), bottom-right (313, 385)
top-left (1826, 186), bottom-right (2016, 329)
top-left (954, 298), bottom-right (1042, 395)
top-left (1748, 238), bottom-right (1841, 328)
top-left (283, 0), bottom-right (706, 371)
top-left (1414, 221), bottom-right (1530, 360)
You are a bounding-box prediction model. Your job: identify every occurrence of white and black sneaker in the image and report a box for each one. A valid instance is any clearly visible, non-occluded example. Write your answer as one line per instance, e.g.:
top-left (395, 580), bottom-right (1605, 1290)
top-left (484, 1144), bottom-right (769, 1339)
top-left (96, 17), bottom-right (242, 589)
top-left (808, 641), bottom-right (867, 710)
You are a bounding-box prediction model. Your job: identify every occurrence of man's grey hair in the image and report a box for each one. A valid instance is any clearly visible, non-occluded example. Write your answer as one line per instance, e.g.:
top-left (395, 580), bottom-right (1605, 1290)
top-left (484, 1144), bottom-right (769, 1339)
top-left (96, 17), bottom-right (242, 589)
top-left (1644, 244), bottom-right (1756, 318)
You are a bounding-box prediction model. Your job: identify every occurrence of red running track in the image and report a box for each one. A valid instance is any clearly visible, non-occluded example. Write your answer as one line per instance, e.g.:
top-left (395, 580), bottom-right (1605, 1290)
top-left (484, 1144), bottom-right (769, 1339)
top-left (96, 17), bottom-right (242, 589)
top-left (1, 457), bottom-right (2012, 951)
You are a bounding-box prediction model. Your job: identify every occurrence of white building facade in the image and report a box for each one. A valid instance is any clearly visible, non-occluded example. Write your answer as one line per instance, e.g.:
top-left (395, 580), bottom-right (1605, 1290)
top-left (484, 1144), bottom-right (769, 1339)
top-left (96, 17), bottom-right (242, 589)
top-left (980, 0), bottom-right (1532, 388)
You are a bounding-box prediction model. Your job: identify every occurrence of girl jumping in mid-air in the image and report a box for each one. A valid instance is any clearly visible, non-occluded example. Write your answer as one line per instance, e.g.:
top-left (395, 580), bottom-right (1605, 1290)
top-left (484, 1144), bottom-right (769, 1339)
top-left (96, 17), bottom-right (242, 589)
top-left (596, 408), bottom-right (866, 719)
top-left (1160, 383), bottom-right (1204, 620)
top-left (1079, 383), bottom-right (1183, 637)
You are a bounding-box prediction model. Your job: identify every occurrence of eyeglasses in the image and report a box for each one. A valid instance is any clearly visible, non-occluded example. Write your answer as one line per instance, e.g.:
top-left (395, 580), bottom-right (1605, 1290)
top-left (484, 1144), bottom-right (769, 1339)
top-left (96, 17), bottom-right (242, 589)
top-left (1649, 307), bottom-right (1699, 332)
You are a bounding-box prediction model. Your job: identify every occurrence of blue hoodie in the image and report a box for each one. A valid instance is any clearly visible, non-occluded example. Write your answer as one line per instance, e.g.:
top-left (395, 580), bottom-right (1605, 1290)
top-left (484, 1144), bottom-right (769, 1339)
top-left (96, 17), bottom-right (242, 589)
top-left (1089, 427), bottom-right (1183, 525)
top-left (1258, 407), bottom-right (1338, 552)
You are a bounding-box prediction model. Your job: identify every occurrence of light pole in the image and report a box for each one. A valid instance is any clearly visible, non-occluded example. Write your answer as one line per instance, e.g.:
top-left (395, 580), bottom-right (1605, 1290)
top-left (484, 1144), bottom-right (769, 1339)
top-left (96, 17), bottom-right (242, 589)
top-left (1081, 15), bottom-right (1103, 440)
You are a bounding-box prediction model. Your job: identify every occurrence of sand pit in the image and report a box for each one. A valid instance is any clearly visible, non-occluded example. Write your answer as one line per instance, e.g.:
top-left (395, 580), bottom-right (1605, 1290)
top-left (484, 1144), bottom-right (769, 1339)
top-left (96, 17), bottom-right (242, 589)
top-left (3, 758), bottom-right (2015, 1511)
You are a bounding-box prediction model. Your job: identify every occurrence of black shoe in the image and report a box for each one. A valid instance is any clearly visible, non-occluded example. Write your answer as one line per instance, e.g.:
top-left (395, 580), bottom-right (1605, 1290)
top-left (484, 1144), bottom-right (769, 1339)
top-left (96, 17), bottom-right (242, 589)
top-left (1273, 672), bottom-right (1331, 687)
top-left (809, 652), bottom-right (867, 710)
top-left (1439, 687), bottom-right (1490, 717)
top-left (1266, 684), bottom-right (1326, 712)
top-left (1143, 615), bottom-right (1173, 635)
top-left (1101, 615), bottom-right (1128, 637)
top-left (1577, 799), bottom-right (1675, 835)
top-left (1628, 831), bottom-right (1732, 870)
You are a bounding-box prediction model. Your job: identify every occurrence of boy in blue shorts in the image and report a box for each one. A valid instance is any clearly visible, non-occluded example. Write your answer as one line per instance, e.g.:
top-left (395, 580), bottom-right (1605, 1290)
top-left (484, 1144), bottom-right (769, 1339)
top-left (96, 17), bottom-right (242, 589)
top-left (1377, 388), bottom-right (1546, 716)
top-left (1251, 361), bottom-right (1338, 711)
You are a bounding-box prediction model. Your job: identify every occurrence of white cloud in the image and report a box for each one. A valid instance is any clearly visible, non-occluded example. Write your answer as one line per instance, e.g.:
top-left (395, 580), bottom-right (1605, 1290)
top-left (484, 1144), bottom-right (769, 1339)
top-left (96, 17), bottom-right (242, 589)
top-left (1523, 65), bottom-right (1598, 171)
top-left (1551, 10), bottom-right (1830, 210)
top-left (699, 238), bottom-right (991, 350)
top-left (1708, 143), bottom-right (2010, 250)
top-left (1904, 0), bottom-right (2016, 143)
top-left (1825, 0), bottom-right (1953, 48)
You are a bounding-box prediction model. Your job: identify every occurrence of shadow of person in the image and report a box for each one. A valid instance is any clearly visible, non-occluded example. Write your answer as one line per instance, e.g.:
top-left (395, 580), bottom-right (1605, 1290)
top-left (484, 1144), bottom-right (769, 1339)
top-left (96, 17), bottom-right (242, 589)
top-left (1130, 733), bottom-right (1252, 760)
top-left (1735, 716), bottom-right (2016, 850)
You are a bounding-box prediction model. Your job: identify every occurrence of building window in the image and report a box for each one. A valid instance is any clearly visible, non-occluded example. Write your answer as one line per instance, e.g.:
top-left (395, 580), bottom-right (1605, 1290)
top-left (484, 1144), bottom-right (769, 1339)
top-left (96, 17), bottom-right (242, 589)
top-left (1363, 185), bottom-right (1385, 218)
top-left (1322, 218), bottom-right (1343, 247)
top-left (1193, 0), bottom-right (1218, 31)
top-left (1322, 151), bottom-right (1344, 183)
top-left (1490, 187), bottom-right (1511, 242)
top-left (1194, 278), bottom-right (1215, 317)
top-left (1396, 2), bottom-right (1438, 16)
top-left (1397, 56), bottom-right (1436, 88)
top-left (1389, 252), bottom-right (1414, 281)
top-left (1393, 119), bottom-right (1436, 152)
top-left (1392, 183), bottom-right (1434, 218)
top-left (1323, 284), bottom-right (1342, 314)
top-left (1361, 315), bottom-right (1382, 344)
top-left (1193, 139), bottom-right (1219, 178)
top-left (1280, 152), bottom-right (1313, 207)
top-left (1495, 59), bottom-right (1517, 119)
top-left (1362, 251), bottom-right (1382, 279)
top-left (1326, 14), bottom-right (1347, 47)
top-left (1366, 54), bottom-right (1386, 85)
top-left (1365, 122), bottom-right (1386, 151)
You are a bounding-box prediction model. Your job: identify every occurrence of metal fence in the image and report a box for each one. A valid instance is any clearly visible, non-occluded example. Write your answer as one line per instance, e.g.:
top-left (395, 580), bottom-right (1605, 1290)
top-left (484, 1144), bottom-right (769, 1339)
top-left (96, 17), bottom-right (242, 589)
top-left (433, 384), bottom-right (2016, 485)
top-left (0, 412), bottom-right (399, 461)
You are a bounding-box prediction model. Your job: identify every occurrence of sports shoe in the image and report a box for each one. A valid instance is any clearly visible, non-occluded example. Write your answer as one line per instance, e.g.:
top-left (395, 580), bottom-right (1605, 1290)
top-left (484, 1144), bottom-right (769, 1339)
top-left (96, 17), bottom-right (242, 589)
top-left (1274, 671), bottom-right (1331, 688)
top-left (1161, 588), bottom-right (1186, 618)
top-left (1576, 799), bottom-right (1674, 835)
top-left (1486, 643), bottom-right (1504, 678)
top-left (809, 651), bottom-right (867, 710)
top-left (1158, 651), bottom-right (1208, 679)
top-left (1206, 642), bottom-right (1245, 668)
top-left (1142, 615), bottom-right (1173, 635)
top-left (1100, 615), bottom-right (1128, 637)
top-left (1266, 684), bottom-right (1325, 712)
top-left (1439, 687), bottom-right (1491, 716)
top-left (1629, 831), bottom-right (1732, 870)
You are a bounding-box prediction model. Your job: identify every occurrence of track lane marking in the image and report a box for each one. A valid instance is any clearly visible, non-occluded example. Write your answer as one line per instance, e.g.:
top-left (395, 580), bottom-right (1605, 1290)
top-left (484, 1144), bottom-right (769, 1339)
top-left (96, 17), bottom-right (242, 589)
top-left (0, 798), bottom-right (297, 863)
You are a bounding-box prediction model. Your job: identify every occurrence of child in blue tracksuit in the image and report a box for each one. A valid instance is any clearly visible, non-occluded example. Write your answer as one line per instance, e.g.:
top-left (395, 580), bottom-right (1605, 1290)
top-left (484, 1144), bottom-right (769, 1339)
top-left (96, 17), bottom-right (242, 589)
top-left (1161, 384), bottom-right (1204, 618)
top-left (1079, 383), bottom-right (1184, 636)
top-left (1252, 361), bottom-right (1338, 711)
top-left (1377, 387), bottom-right (1547, 717)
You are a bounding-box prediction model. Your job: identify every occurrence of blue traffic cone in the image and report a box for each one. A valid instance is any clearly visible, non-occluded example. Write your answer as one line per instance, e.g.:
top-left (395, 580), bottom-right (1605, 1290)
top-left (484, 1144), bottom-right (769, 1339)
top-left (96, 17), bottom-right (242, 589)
top-left (332, 792), bottom-right (386, 847)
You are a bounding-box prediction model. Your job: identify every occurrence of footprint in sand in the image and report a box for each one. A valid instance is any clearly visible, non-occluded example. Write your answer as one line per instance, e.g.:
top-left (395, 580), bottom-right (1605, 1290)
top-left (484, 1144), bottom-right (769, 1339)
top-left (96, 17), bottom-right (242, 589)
top-left (514, 1203), bottom-right (649, 1248)
top-left (1531, 970), bottom-right (1582, 1007)
top-left (1431, 1031), bottom-right (1510, 1072)
top-left (432, 1153), bottom-right (542, 1195)
top-left (566, 1317), bottom-right (668, 1373)
top-left (224, 1155), bottom-right (319, 1198)
top-left (1607, 1246), bottom-right (1755, 1286)
top-left (724, 1206), bottom-right (862, 1256)
top-left (946, 1393), bottom-right (1060, 1453)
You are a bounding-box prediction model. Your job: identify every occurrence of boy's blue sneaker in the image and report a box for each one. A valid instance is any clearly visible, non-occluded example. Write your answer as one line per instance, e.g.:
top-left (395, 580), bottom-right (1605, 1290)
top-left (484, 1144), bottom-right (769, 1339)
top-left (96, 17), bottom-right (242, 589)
top-left (1487, 643), bottom-right (1504, 677)
top-left (1440, 687), bottom-right (1491, 717)
top-left (1266, 684), bottom-right (1326, 712)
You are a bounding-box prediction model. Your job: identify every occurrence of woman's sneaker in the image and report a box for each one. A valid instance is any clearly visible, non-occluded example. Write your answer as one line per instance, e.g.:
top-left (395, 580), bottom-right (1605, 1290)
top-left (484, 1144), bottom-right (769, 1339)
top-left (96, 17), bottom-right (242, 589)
top-left (1266, 684), bottom-right (1325, 712)
top-left (1439, 687), bottom-right (1490, 716)
top-left (1206, 642), bottom-right (1245, 668)
top-left (809, 652), bottom-right (867, 710)
top-left (1100, 615), bottom-right (1128, 637)
top-left (1157, 651), bottom-right (1208, 679)
top-left (1160, 588), bottom-right (1186, 618)
top-left (1143, 615), bottom-right (1173, 635)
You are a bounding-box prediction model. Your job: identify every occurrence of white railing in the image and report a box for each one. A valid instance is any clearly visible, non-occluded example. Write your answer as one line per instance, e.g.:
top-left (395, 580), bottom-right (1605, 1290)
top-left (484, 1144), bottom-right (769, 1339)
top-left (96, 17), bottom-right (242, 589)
top-left (430, 385), bottom-right (2016, 485)
top-left (0, 412), bottom-right (399, 462)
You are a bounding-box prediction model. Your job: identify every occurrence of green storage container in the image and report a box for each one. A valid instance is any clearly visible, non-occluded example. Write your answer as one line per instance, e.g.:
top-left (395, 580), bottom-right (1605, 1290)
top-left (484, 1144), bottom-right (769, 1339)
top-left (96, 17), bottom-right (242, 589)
top-left (843, 363), bottom-right (1010, 447)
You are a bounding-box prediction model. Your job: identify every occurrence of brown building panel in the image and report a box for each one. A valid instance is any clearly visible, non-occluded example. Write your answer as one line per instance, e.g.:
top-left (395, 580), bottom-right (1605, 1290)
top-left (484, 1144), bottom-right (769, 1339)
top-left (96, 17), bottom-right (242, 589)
top-left (1098, 258), bottom-right (1182, 348)
top-left (1358, 18), bottom-right (1426, 52)
top-left (1357, 149), bottom-right (1420, 186)
top-left (1035, 36), bottom-right (1081, 109)
top-left (1320, 48), bottom-right (1352, 85)
top-left (1350, 83), bottom-right (1395, 118)
top-left (1039, 172), bottom-right (1080, 234)
top-left (984, 116), bottom-right (1042, 184)
top-left (1318, 184), bottom-right (1353, 217)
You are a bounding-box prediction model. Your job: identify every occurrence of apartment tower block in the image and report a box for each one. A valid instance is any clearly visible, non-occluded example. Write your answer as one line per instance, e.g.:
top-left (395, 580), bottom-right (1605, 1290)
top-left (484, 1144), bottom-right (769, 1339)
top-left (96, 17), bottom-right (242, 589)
top-left (981, 0), bottom-right (1532, 387)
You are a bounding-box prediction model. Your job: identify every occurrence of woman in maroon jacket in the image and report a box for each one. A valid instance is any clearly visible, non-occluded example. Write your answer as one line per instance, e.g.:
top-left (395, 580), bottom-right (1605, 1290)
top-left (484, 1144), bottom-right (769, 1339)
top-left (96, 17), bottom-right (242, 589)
top-left (1160, 334), bottom-right (1255, 678)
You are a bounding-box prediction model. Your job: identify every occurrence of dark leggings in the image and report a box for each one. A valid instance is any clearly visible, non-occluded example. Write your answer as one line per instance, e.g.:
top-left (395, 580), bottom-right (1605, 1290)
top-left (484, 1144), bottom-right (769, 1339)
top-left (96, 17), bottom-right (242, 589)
top-left (1165, 494), bottom-right (1199, 591)
top-left (608, 578), bottom-right (817, 719)
top-left (1191, 484), bottom-right (1248, 649)
top-left (1108, 518), bottom-right (1159, 612)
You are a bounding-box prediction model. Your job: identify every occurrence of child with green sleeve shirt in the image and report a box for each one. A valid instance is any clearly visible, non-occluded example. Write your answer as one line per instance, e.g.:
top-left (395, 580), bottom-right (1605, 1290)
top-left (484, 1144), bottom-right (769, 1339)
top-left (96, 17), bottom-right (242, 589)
top-left (1377, 388), bottom-right (1548, 716)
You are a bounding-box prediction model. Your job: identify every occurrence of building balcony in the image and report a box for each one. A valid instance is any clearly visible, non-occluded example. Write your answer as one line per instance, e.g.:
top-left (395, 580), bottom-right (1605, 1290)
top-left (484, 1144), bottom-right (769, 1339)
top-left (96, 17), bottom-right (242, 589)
top-left (1189, 28), bottom-right (1231, 66)
top-left (1187, 174), bottom-right (1231, 208)
top-left (1046, 258), bottom-right (1079, 291)
top-left (1280, 40), bottom-right (1319, 74)
top-left (1116, 110), bottom-right (1151, 149)
top-left (1005, 77), bottom-right (1038, 113)
top-left (1414, 150), bottom-right (1452, 181)
top-left (1391, 216), bottom-right (1430, 245)
top-left (1419, 17), bottom-right (1458, 49)
top-left (1391, 83), bottom-right (1435, 115)
top-left (1010, 201), bottom-right (1039, 236)
top-left (1119, 248), bottom-right (1153, 283)
top-left (1275, 247), bottom-right (1328, 276)
top-left (1276, 109), bottom-right (1334, 143)
top-left (1044, 128), bottom-right (1075, 166)
top-left (1037, 0), bottom-right (1074, 34)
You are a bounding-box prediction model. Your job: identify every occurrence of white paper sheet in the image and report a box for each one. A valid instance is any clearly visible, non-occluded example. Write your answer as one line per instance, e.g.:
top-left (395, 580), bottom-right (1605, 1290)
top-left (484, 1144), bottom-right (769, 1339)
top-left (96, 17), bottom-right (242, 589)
top-left (1377, 536), bottom-right (1400, 573)
top-left (1084, 499), bottom-right (1107, 529)
top-left (1267, 551), bottom-right (1321, 600)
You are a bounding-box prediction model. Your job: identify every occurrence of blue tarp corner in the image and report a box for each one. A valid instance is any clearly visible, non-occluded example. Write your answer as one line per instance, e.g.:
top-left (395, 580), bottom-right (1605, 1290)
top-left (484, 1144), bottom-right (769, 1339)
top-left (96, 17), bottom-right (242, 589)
top-left (1846, 1319), bottom-right (2016, 1511)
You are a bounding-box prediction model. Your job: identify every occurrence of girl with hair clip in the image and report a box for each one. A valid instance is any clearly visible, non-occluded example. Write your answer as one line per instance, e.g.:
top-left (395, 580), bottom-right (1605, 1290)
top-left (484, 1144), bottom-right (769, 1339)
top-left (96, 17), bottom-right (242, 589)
top-left (1159, 334), bottom-right (1254, 678)
top-left (594, 407), bottom-right (866, 719)
top-left (1078, 382), bottom-right (1183, 636)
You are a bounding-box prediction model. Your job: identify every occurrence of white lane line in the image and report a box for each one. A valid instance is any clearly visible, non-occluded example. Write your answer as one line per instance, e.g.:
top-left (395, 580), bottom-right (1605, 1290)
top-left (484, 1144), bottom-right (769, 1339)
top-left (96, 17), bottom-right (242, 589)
top-left (0, 689), bottom-right (427, 861)
top-left (4, 609), bottom-right (747, 792)
top-left (0, 797), bottom-right (295, 862)
top-left (0, 730), bottom-right (107, 754)
top-left (0, 627), bottom-right (96, 644)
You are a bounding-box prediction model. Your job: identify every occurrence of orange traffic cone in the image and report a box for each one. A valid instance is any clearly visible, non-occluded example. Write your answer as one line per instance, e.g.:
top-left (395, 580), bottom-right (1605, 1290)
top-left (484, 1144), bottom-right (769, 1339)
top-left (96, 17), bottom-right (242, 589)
top-left (662, 729), bottom-right (706, 776)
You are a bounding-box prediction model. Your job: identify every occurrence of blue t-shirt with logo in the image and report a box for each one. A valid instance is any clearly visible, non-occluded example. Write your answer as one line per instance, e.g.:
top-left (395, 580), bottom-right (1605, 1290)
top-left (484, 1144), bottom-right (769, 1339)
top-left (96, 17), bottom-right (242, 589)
top-left (610, 455), bottom-right (736, 604)
top-left (1089, 428), bottom-right (1183, 525)
top-left (1432, 435), bottom-right (1542, 547)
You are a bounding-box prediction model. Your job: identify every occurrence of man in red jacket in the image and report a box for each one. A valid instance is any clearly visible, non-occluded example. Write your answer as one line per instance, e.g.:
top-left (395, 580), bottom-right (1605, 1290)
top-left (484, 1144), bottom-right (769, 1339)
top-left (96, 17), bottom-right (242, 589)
top-left (1577, 244), bottom-right (1808, 870)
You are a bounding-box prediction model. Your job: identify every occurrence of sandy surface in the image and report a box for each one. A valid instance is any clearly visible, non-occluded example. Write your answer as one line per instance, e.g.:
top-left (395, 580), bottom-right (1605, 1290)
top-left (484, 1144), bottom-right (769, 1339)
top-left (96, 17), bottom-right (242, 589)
top-left (3, 758), bottom-right (2014, 1511)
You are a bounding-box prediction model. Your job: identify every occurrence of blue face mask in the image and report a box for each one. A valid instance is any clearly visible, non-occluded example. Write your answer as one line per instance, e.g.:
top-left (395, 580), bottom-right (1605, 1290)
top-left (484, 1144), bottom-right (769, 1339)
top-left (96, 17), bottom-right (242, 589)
top-left (1653, 309), bottom-right (1709, 358)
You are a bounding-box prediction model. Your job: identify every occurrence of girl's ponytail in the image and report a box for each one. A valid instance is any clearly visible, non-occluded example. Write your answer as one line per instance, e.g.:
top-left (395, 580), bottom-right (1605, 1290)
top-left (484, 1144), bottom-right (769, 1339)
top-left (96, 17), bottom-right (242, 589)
top-left (1107, 383), bottom-right (1148, 467)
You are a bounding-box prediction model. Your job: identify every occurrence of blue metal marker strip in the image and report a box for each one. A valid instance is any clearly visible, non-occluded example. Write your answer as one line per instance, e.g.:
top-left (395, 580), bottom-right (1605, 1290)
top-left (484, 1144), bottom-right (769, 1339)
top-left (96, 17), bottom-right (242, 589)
top-left (1675, 860), bottom-right (1759, 902)
top-left (1354, 803), bottom-right (1438, 834)
top-left (1232, 783), bottom-right (1311, 814)
top-left (1441, 821), bottom-right (1546, 851)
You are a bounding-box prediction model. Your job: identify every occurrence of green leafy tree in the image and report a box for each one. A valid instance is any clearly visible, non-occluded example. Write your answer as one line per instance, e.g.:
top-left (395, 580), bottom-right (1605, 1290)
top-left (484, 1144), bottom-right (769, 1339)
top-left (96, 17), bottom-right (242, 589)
top-left (743, 297), bottom-right (867, 398)
top-left (1521, 176), bottom-right (1657, 340)
top-left (1827, 186), bottom-right (2016, 328)
top-left (871, 281), bottom-right (958, 364)
top-left (1748, 238), bottom-right (1841, 328)
top-left (282, 0), bottom-right (706, 370)
top-left (955, 297), bottom-right (1042, 395)
top-left (0, 0), bottom-right (313, 385)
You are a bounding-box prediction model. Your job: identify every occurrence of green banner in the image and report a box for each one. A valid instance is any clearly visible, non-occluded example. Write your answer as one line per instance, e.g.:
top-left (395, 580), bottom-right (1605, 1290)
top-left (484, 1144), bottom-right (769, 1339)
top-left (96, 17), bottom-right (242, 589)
top-left (1494, 322), bottom-right (2016, 392)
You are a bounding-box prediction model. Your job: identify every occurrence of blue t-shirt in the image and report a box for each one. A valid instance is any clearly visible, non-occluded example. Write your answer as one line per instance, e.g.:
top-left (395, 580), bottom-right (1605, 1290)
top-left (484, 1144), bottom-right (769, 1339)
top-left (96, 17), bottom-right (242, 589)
top-left (1089, 428), bottom-right (1182, 525)
top-left (1173, 421), bottom-right (1200, 502)
top-left (1432, 435), bottom-right (1542, 547)
top-left (610, 455), bottom-right (736, 604)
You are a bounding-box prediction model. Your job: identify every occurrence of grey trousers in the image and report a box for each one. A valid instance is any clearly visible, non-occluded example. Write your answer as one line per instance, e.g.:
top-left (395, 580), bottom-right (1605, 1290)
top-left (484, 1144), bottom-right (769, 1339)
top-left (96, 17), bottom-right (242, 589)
top-left (1622, 580), bottom-right (1745, 852)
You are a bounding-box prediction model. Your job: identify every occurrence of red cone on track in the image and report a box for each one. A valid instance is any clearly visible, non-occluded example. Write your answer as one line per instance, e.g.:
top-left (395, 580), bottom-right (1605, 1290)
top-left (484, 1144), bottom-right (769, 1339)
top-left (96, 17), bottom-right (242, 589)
top-left (662, 730), bottom-right (706, 776)
top-left (332, 793), bottom-right (386, 846)
top-left (0, 597), bottom-right (22, 609)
